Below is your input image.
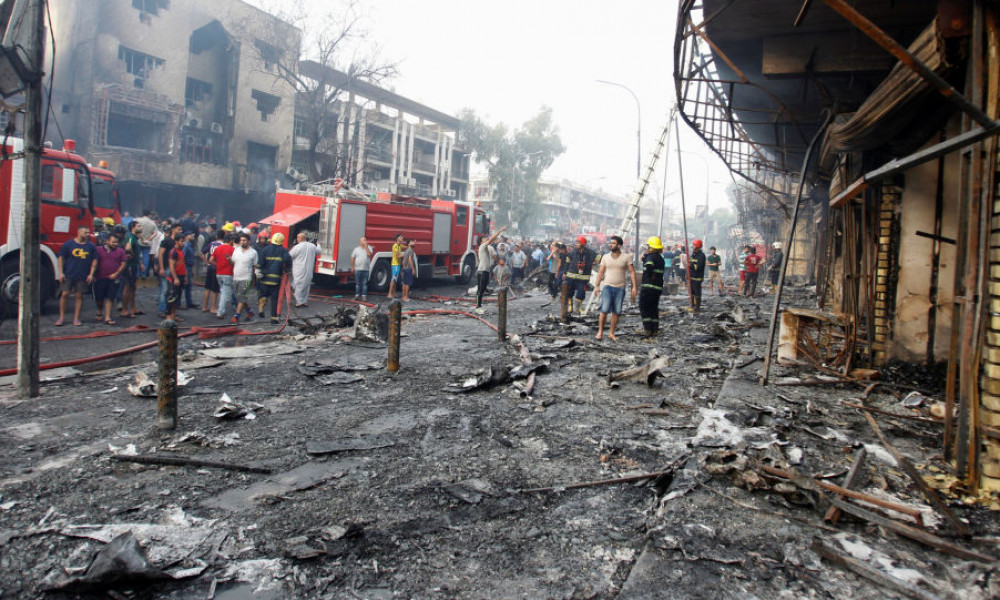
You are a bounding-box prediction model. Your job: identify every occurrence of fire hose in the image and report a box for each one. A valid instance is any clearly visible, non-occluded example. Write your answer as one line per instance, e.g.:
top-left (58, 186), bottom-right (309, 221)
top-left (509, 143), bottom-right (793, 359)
top-left (0, 276), bottom-right (294, 377)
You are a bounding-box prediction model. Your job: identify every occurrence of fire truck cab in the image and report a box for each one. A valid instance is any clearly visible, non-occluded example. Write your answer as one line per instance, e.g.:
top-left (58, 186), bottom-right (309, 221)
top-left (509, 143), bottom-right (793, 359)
top-left (0, 138), bottom-right (121, 309)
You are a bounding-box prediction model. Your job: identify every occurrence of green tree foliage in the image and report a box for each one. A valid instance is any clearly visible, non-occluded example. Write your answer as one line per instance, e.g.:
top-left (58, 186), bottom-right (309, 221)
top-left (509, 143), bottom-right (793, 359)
top-left (459, 107), bottom-right (565, 232)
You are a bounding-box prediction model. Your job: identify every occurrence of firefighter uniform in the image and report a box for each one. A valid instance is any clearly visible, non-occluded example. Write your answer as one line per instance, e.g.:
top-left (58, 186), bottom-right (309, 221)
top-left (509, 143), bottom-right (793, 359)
top-left (563, 237), bottom-right (597, 314)
top-left (639, 237), bottom-right (665, 336)
top-left (257, 233), bottom-right (292, 322)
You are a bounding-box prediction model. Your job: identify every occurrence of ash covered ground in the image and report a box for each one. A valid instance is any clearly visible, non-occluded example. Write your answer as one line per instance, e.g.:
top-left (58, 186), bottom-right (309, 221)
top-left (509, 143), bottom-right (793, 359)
top-left (0, 280), bottom-right (998, 599)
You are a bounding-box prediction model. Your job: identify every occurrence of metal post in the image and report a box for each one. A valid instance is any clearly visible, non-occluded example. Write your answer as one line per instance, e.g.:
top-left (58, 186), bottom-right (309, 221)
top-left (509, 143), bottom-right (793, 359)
top-left (387, 299), bottom-right (401, 372)
top-left (16, 0), bottom-right (45, 399)
top-left (759, 109), bottom-right (835, 386)
top-left (497, 287), bottom-right (508, 341)
top-left (560, 282), bottom-right (570, 323)
top-left (156, 319), bottom-right (178, 430)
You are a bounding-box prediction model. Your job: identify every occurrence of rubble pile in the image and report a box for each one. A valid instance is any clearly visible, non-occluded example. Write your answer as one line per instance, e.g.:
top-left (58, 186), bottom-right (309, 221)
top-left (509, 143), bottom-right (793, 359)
top-left (0, 283), bottom-right (996, 598)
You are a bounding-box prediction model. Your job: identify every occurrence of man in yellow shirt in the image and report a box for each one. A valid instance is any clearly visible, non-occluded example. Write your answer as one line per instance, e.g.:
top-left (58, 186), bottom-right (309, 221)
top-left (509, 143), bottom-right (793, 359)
top-left (387, 233), bottom-right (405, 300)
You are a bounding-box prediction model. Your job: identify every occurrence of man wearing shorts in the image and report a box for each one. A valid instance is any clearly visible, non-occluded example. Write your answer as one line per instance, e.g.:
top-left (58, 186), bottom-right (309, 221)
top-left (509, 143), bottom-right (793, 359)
top-left (231, 232), bottom-right (258, 323)
top-left (56, 226), bottom-right (97, 326)
top-left (387, 233), bottom-right (405, 300)
top-left (94, 233), bottom-right (127, 325)
top-left (592, 235), bottom-right (636, 341)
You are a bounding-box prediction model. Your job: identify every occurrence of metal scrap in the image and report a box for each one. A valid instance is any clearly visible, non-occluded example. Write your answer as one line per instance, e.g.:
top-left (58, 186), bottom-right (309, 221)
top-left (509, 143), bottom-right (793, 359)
top-left (610, 356), bottom-right (671, 386)
top-left (305, 436), bottom-right (395, 455)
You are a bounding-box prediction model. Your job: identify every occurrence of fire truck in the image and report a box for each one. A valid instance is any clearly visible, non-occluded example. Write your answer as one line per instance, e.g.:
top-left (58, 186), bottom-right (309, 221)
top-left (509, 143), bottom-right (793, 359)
top-left (0, 138), bottom-right (121, 309)
top-left (261, 184), bottom-right (491, 292)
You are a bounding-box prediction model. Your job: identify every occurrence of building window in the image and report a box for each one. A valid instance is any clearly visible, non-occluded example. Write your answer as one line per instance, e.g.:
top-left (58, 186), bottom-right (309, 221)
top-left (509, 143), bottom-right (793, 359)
top-left (253, 39), bottom-right (283, 71)
top-left (184, 78), bottom-right (212, 106)
top-left (117, 45), bottom-right (164, 88)
top-left (251, 89), bottom-right (280, 122)
top-left (293, 117), bottom-right (308, 139)
top-left (132, 0), bottom-right (168, 15)
top-left (106, 101), bottom-right (170, 152)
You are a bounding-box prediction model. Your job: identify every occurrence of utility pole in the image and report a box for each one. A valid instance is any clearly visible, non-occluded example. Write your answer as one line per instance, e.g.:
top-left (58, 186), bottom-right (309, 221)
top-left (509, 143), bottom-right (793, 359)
top-left (17, 0), bottom-right (45, 398)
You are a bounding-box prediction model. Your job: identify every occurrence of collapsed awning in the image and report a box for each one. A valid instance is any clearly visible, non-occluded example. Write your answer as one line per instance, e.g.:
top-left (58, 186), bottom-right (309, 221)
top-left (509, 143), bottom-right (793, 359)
top-left (259, 205), bottom-right (320, 228)
top-left (822, 21), bottom-right (952, 157)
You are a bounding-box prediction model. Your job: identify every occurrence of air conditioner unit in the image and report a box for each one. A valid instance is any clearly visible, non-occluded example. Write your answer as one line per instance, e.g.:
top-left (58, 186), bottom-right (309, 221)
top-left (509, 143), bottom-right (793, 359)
top-left (187, 118), bottom-right (203, 129)
top-left (442, 189), bottom-right (455, 197)
top-left (210, 122), bottom-right (223, 134)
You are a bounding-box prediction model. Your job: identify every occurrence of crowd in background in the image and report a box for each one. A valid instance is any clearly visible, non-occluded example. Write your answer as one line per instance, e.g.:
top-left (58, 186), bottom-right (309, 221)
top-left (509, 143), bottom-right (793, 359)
top-left (53, 210), bottom-right (314, 327)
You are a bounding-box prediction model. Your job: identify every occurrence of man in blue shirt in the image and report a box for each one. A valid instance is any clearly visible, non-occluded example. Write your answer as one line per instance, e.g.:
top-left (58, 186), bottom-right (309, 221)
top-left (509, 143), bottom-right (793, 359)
top-left (56, 226), bottom-right (98, 326)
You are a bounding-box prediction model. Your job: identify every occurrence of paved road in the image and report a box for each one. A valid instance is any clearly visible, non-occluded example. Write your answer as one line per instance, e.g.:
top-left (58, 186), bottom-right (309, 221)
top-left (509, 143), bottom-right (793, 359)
top-left (0, 270), bottom-right (476, 373)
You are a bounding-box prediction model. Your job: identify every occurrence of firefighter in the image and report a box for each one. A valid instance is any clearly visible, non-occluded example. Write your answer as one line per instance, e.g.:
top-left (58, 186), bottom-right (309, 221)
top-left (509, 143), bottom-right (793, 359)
top-left (256, 232), bottom-right (292, 324)
top-left (688, 239), bottom-right (706, 312)
top-left (563, 235), bottom-right (596, 314)
top-left (639, 236), bottom-right (665, 336)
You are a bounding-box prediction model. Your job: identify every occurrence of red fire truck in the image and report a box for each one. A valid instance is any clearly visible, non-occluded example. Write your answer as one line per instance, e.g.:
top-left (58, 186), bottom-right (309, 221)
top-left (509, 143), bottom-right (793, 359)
top-left (0, 138), bottom-right (121, 308)
top-left (261, 185), bottom-right (491, 292)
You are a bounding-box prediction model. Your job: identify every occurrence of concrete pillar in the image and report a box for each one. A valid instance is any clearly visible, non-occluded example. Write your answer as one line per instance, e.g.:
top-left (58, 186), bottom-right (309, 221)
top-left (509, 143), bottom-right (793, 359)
top-left (406, 122), bottom-right (416, 189)
top-left (390, 116), bottom-right (399, 189)
top-left (432, 129), bottom-right (441, 196)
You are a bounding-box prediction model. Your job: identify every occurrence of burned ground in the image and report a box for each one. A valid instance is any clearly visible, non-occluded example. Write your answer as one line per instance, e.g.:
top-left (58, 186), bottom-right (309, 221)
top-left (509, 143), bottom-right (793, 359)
top-left (0, 284), bottom-right (997, 599)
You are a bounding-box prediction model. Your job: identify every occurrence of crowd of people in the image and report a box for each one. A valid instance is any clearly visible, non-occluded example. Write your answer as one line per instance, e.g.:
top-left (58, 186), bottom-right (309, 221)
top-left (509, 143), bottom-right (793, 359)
top-left (471, 231), bottom-right (788, 341)
top-left (54, 211), bottom-right (320, 327)
top-left (54, 208), bottom-right (786, 342)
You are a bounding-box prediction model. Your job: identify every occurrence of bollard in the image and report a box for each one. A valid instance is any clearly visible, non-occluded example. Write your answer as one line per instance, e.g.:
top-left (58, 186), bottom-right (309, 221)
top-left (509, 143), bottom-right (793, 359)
top-left (497, 286), bottom-right (508, 341)
top-left (560, 283), bottom-right (570, 323)
top-left (156, 319), bottom-right (178, 430)
top-left (387, 299), bottom-right (401, 372)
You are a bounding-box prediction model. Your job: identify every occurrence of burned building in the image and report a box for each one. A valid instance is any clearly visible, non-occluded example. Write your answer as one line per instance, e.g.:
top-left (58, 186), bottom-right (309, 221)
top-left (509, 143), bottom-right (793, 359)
top-left (291, 61), bottom-right (471, 202)
top-left (674, 0), bottom-right (1000, 490)
top-left (47, 0), bottom-right (300, 220)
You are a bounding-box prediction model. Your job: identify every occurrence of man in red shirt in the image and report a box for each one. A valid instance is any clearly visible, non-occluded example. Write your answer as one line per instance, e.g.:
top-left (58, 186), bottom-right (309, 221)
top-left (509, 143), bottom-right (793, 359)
top-left (743, 245), bottom-right (762, 298)
top-left (211, 234), bottom-right (236, 318)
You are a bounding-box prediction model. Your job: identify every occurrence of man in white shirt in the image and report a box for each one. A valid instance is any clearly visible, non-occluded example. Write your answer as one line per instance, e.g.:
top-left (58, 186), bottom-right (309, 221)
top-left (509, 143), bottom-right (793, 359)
top-left (593, 235), bottom-right (637, 341)
top-left (350, 236), bottom-right (373, 301)
top-left (289, 232), bottom-right (320, 307)
top-left (230, 232), bottom-right (258, 323)
top-left (509, 243), bottom-right (527, 287)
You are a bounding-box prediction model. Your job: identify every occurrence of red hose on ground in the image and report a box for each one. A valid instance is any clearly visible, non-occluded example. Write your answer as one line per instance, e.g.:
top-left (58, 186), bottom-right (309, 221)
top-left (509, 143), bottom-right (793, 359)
top-left (0, 277), bottom-right (296, 377)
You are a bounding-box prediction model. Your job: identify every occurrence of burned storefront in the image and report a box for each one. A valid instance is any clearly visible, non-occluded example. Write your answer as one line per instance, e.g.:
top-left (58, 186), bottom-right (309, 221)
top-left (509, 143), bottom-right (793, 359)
top-left (675, 0), bottom-right (1000, 490)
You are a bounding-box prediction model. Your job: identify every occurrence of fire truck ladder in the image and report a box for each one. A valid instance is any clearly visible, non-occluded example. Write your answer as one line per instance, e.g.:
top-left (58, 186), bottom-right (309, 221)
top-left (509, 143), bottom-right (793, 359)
top-left (584, 106), bottom-right (677, 314)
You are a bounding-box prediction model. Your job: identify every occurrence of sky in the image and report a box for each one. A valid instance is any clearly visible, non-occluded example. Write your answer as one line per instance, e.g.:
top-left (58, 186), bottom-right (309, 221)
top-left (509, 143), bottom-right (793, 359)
top-left (245, 0), bottom-right (733, 217)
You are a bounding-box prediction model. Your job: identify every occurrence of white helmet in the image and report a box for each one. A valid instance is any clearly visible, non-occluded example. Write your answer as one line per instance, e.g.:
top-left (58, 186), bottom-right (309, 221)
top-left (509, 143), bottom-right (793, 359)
top-left (772, 242), bottom-right (782, 249)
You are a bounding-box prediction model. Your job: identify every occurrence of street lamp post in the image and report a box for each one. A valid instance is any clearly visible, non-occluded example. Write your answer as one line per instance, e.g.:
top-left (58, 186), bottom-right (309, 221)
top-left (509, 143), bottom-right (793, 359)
top-left (597, 79), bottom-right (641, 257)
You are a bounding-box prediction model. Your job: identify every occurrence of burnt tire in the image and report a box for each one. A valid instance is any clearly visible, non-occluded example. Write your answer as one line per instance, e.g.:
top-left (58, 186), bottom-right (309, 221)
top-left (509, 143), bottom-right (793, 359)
top-left (456, 254), bottom-right (475, 285)
top-left (370, 259), bottom-right (391, 293)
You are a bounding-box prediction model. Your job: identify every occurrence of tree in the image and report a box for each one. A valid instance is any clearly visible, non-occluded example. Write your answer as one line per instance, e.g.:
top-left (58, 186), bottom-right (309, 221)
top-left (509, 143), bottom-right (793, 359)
top-left (254, 0), bottom-right (398, 182)
top-left (459, 107), bottom-right (565, 233)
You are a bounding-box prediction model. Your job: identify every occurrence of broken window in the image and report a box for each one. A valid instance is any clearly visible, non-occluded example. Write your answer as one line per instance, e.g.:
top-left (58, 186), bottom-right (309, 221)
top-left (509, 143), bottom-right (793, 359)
top-left (185, 78), bottom-right (212, 106)
top-left (106, 101), bottom-right (170, 152)
top-left (117, 46), bottom-right (164, 88)
top-left (253, 39), bottom-right (283, 71)
top-left (251, 89), bottom-right (280, 122)
top-left (132, 0), bottom-right (168, 15)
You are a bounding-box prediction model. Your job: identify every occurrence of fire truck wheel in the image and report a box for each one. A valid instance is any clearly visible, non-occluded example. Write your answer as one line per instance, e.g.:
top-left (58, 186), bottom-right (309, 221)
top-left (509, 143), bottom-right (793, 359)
top-left (0, 258), bottom-right (18, 315)
top-left (456, 254), bottom-right (475, 285)
top-left (370, 260), bottom-right (391, 293)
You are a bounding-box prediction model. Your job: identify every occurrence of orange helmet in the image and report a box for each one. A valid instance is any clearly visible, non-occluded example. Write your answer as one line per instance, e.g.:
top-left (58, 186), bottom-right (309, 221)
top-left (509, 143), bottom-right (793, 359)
top-left (577, 235), bottom-right (587, 245)
top-left (693, 239), bottom-right (703, 248)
